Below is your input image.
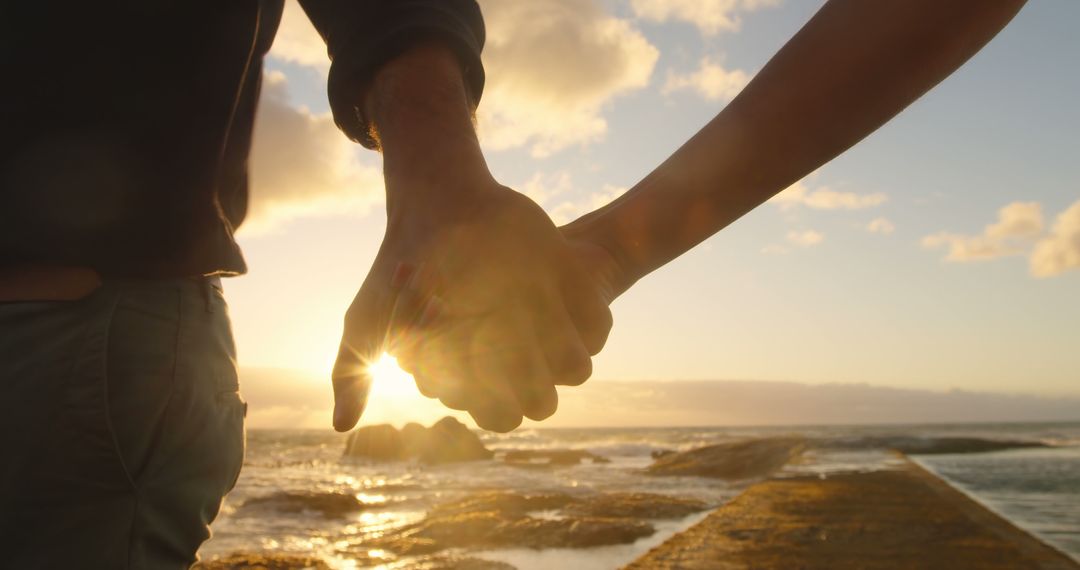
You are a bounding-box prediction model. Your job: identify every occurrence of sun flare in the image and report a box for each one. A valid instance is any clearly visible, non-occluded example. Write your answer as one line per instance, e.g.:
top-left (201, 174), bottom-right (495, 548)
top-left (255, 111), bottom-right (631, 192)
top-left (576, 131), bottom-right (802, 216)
top-left (358, 352), bottom-right (463, 425)
top-left (366, 353), bottom-right (418, 398)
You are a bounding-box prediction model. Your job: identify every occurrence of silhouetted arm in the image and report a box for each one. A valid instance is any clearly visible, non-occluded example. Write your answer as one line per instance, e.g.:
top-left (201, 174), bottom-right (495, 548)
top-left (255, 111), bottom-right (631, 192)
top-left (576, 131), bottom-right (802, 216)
top-left (326, 45), bottom-right (612, 433)
top-left (563, 0), bottom-right (1027, 294)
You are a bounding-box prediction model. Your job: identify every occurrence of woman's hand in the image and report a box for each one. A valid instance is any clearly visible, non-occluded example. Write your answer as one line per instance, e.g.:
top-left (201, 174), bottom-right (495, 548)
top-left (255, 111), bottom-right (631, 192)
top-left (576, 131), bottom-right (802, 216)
top-left (333, 184), bottom-right (614, 433)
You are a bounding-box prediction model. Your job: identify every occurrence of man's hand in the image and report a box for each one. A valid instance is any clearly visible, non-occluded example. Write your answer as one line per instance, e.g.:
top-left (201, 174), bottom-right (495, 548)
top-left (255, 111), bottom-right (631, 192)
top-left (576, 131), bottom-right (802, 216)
top-left (333, 184), bottom-right (614, 432)
top-left (331, 42), bottom-right (612, 432)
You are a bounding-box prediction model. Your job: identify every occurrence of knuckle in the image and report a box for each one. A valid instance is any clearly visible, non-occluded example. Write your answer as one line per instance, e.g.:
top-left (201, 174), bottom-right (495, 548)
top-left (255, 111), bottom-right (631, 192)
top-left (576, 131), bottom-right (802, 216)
top-left (524, 397), bottom-right (558, 421)
top-left (597, 305), bottom-right (614, 332)
top-left (562, 356), bottom-right (592, 386)
top-left (473, 409), bottom-right (522, 433)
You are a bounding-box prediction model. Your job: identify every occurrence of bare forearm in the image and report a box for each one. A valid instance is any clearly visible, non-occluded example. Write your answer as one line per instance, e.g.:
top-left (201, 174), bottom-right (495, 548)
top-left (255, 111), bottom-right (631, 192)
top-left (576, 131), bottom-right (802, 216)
top-left (566, 0), bottom-right (1025, 285)
top-left (364, 42), bottom-right (495, 222)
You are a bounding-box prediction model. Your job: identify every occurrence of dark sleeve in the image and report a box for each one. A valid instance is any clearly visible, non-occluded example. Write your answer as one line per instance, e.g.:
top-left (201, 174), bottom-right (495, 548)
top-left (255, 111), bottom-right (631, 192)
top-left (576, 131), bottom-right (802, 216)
top-left (298, 0), bottom-right (486, 149)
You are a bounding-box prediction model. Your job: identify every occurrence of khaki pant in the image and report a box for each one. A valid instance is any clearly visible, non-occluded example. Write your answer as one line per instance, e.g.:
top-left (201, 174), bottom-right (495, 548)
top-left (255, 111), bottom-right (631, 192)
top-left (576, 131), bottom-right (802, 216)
top-left (0, 278), bottom-right (245, 569)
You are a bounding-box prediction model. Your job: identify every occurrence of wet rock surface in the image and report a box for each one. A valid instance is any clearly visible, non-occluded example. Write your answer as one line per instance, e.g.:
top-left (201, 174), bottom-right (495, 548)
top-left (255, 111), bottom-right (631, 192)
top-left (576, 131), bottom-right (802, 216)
top-left (194, 553), bottom-right (331, 569)
top-left (627, 460), bottom-right (1080, 570)
top-left (405, 556), bottom-right (518, 570)
top-left (647, 437), bottom-right (807, 480)
top-left (344, 417), bottom-right (493, 464)
top-left (196, 552), bottom-right (514, 570)
top-left (501, 449), bottom-right (611, 467)
top-left (366, 490), bottom-right (708, 555)
top-left (563, 492), bottom-right (707, 520)
top-left (238, 491), bottom-right (367, 518)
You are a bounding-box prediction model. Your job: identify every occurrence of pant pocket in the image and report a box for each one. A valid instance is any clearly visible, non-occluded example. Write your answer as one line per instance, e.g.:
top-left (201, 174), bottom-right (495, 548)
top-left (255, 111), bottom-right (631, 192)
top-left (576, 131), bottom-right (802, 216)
top-left (217, 390), bottom-right (247, 494)
top-left (104, 287), bottom-right (182, 486)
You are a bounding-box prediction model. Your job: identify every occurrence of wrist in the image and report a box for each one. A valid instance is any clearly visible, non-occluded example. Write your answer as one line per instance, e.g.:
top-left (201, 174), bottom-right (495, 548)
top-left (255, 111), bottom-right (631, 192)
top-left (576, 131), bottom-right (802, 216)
top-left (364, 41), bottom-right (497, 222)
top-left (561, 215), bottom-right (640, 300)
top-left (364, 41), bottom-right (480, 162)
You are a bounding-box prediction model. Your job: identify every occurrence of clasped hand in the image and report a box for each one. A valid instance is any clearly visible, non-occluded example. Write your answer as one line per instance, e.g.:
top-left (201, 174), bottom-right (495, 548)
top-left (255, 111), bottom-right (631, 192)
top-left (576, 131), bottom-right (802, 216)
top-left (332, 180), bottom-right (624, 432)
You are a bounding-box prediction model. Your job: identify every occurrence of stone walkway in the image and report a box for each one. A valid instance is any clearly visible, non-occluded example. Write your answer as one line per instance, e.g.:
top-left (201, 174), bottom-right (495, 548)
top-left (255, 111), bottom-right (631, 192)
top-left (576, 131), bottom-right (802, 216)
top-left (625, 459), bottom-right (1078, 570)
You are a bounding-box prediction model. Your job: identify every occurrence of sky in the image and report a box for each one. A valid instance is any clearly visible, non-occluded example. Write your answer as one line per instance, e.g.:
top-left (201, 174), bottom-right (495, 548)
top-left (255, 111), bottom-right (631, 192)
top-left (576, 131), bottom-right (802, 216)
top-left (224, 0), bottom-right (1080, 428)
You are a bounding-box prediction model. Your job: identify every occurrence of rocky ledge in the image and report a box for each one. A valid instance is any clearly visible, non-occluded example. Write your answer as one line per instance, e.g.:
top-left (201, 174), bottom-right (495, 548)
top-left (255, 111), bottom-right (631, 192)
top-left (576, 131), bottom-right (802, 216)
top-left (363, 490), bottom-right (708, 556)
top-left (195, 552), bottom-right (514, 570)
top-left (236, 491), bottom-right (371, 518)
top-left (646, 437), bottom-right (807, 480)
top-left (344, 416), bottom-right (493, 464)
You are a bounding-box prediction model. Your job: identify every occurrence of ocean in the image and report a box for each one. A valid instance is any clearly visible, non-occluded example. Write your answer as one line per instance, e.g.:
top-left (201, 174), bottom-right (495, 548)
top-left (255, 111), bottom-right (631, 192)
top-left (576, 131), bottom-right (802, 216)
top-left (197, 422), bottom-right (1080, 569)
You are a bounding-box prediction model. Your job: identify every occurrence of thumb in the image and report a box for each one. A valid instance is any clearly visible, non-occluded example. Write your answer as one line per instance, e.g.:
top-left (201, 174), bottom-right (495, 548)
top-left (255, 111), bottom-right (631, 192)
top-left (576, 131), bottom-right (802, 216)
top-left (332, 262), bottom-right (432, 432)
top-left (332, 311), bottom-right (379, 432)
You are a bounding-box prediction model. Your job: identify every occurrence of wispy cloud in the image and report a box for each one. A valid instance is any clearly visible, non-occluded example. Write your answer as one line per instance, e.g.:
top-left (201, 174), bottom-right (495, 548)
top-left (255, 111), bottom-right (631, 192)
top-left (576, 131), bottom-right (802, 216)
top-left (787, 229), bottom-right (824, 247)
top-left (771, 180), bottom-right (887, 211)
top-left (762, 229), bottom-right (824, 255)
top-left (663, 57), bottom-right (750, 101)
top-left (630, 0), bottom-right (781, 36)
top-left (921, 202), bottom-right (1043, 263)
top-left (518, 171), bottom-right (624, 225)
top-left (866, 218), bottom-right (896, 235)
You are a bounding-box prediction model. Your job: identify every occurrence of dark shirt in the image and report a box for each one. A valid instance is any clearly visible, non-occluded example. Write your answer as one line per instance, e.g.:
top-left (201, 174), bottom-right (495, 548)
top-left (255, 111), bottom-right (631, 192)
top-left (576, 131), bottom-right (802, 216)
top-left (0, 0), bottom-right (485, 278)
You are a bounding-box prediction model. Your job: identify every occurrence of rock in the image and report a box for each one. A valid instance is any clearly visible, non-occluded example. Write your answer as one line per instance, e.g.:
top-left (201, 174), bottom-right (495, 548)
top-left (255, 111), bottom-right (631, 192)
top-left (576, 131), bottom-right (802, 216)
top-left (503, 449), bottom-right (610, 467)
top-left (651, 449), bottom-right (676, 460)
top-left (238, 491), bottom-right (366, 518)
top-left (343, 417), bottom-right (493, 463)
top-left (419, 417), bottom-right (495, 464)
top-left (193, 553), bottom-right (330, 570)
top-left (401, 422), bottom-right (429, 456)
top-left (344, 424), bottom-right (405, 460)
top-left (647, 437), bottom-right (806, 480)
top-left (564, 493), bottom-right (708, 520)
top-left (406, 556), bottom-right (517, 570)
top-left (431, 492), bottom-right (575, 518)
top-left (199, 552), bottom-right (515, 570)
top-left (491, 516), bottom-right (654, 549)
top-left (369, 491), bottom-right (658, 555)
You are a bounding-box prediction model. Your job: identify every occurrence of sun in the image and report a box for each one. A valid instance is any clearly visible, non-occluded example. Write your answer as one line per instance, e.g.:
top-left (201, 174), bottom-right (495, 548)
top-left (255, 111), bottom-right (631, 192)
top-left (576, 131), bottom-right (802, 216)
top-left (359, 352), bottom-right (462, 426)
top-left (366, 353), bottom-right (419, 398)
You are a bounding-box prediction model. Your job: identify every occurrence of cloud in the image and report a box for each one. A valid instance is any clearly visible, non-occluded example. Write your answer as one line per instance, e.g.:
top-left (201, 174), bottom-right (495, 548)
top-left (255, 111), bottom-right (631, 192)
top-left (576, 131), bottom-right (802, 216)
top-left (517, 171), bottom-right (624, 225)
top-left (265, 1), bottom-right (660, 158)
top-left (245, 71), bottom-right (383, 233)
top-left (476, 0), bottom-right (659, 156)
top-left (268, 1), bottom-right (328, 72)
top-left (787, 229), bottom-right (824, 247)
top-left (770, 180), bottom-right (887, 211)
top-left (1030, 199), bottom-right (1080, 278)
top-left (986, 201), bottom-right (1044, 240)
top-left (921, 202), bottom-right (1043, 263)
top-left (630, 0), bottom-right (781, 36)
top-left (663, 57), bottom-right (751, 101)
top-left (866, 218), bottom-right (896, 234)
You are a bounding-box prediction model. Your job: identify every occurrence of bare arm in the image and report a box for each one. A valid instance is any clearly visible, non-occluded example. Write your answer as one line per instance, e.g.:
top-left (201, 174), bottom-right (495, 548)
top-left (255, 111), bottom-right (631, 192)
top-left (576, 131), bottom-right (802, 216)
top-left (563, 0), bottom-right (1027, 292)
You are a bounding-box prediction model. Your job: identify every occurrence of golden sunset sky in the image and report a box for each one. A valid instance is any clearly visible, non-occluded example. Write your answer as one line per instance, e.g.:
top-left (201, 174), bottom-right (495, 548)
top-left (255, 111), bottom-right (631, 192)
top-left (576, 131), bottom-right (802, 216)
top-left (223, 0), bottom-right (1079, 428)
